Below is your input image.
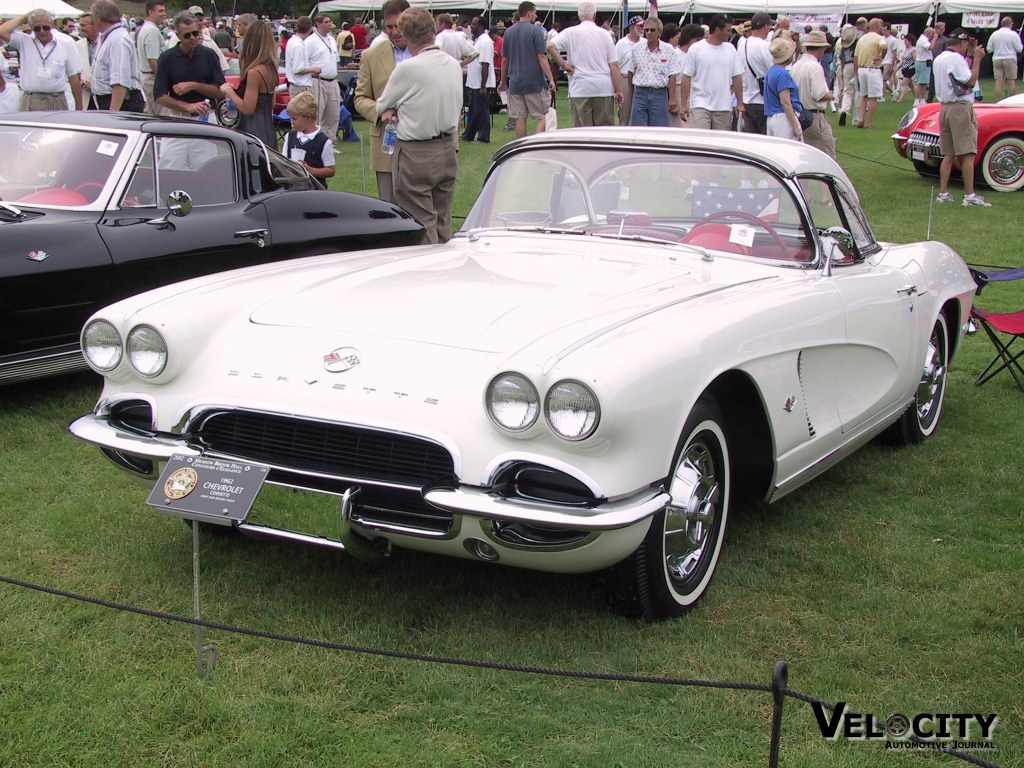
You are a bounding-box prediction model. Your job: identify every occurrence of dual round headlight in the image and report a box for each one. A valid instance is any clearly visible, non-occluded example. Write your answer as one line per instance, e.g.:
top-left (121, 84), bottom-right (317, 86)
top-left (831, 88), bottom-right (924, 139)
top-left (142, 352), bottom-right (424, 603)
top-left (486, 373), bottom-right (600, 441)
top-left (82, 320), bottom-right (122, 372)
top-left (82, 321), bottom-right (168, 378)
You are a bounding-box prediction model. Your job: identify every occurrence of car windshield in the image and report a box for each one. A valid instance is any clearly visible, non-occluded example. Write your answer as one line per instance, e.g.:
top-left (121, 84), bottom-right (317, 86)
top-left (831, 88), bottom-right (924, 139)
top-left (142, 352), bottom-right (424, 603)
top-left (0, 126), bottom-right (127, 208)
top-left (461, 148), bottom-right (813, 262)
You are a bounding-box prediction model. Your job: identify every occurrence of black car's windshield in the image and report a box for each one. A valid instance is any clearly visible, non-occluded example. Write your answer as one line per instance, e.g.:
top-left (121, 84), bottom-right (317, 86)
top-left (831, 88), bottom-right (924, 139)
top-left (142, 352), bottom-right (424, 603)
top-left (0, 126), bottom-right (127, 208)
top-left (461, 148), bottom-right (814, 262)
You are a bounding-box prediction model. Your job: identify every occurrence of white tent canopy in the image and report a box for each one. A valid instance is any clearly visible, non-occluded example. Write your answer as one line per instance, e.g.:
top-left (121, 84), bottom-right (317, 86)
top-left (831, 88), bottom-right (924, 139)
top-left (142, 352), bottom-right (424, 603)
top-left (0, 0), bottom-right (85, 18)
top-left (320, 0), bottom-right (1024, 16)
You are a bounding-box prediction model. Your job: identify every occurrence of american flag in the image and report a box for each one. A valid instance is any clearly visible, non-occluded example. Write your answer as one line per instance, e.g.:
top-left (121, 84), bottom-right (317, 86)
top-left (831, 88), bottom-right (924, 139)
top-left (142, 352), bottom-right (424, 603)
top-left (648, 0), bottom-right (658, 17)
top-left (692, 187), bottom-right (780, 220)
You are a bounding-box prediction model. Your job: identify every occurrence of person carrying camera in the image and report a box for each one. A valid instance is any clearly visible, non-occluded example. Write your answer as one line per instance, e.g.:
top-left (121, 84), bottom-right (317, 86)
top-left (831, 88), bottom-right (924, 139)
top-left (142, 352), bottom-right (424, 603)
top-left (933, 29), bottom-right (989, 207)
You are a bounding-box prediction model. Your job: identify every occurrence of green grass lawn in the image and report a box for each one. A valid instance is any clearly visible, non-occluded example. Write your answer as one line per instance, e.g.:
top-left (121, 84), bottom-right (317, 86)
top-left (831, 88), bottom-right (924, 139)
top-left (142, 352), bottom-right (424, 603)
top-left (1, 87), bottom-right (1022, 767)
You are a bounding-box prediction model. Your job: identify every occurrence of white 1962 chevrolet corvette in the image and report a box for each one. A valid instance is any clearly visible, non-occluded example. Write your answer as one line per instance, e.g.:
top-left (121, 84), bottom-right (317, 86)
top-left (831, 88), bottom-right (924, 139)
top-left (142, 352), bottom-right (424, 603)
top-left (70, 128), bottom-right (976, 620)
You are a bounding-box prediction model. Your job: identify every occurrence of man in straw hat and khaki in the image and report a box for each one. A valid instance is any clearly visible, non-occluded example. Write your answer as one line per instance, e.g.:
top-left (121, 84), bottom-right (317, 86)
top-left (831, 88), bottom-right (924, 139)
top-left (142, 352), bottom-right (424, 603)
top-left (791, 30), bottom-right (835, 157)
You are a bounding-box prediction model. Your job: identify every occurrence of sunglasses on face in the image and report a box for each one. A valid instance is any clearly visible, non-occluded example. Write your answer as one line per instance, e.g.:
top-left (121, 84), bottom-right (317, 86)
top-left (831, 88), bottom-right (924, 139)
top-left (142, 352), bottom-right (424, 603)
top-left (180, 30), bottom-right (201, 39)
top-left (643, 28), bottom-right (659, 33)
top-left (33, 25), bottom-right (51, 32)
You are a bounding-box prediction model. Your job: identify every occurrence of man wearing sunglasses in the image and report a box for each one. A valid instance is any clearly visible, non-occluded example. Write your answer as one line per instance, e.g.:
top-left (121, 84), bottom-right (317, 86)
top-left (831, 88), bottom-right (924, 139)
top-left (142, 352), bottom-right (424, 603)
top-left (0, 9), bottom-right (84, 111)
top-left (153, 10), bottom-right (225, 119)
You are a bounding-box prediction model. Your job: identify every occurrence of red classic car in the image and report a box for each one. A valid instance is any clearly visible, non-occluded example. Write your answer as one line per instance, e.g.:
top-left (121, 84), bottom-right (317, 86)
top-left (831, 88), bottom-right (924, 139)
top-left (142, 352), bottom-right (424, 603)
top-left (892, 94), bottom-right (1024, 192)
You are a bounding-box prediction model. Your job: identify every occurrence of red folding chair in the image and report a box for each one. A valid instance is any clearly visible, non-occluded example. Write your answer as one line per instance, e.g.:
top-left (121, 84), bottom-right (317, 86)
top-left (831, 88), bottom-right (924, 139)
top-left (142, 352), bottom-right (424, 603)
top-left (971, 307), bottom-right (1024, 392)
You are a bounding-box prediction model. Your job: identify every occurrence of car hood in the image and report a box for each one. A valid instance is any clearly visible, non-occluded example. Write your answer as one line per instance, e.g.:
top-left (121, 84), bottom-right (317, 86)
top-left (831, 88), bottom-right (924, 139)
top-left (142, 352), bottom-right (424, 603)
top-left (247, 234), bottom-right (779, 354)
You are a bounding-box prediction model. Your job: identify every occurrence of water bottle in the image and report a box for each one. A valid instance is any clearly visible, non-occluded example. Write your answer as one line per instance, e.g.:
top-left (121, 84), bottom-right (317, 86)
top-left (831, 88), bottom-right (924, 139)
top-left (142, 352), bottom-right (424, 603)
top-left (381, 122), bottom-right (397, 155)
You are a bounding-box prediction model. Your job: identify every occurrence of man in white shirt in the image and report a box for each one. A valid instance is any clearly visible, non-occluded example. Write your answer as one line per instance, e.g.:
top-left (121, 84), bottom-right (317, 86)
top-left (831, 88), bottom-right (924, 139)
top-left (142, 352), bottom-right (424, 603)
top-left (987, 17), bottom-right (1023, 99)
top-left (377, 8), bottom-right (462, 244)
top-left (737, 11), bottom-right (772, 133)
top-left (614, 15), bottom-right (642, 125)
top-left (307, 14), bottom-right (341, 141)
top-left (680, 13), bottom-right (743, 130)
top-left (547, 1), bottom-right (623, 126)
top-left (792, 31), bottom-right (835, 158)
top-left (137, 1), bottom-right (166, 115)
top-left (434, 14), bottom-right (478, 67)
top-left (74, 13), bottom-right (99, 109)
top-left (0, 10), bottom-right (83, 111)
top-left (461, 16), bottom-right (494, 142)
top-left (933, 29), bottom-right (989, 207)
top-left (285, 17), bottom-right (316, 98)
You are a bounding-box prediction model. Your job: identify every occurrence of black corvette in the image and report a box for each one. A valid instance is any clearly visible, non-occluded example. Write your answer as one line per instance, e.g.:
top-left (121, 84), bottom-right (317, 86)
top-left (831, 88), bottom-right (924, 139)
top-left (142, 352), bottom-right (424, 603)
top-left (0, 111), bottom-right (424, 384)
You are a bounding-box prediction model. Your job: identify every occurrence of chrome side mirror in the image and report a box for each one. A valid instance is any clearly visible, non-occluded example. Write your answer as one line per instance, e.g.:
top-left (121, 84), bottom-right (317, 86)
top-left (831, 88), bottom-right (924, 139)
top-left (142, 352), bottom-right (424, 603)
top-left (166, 189), bottom-right (192, 218)
top-left (818, 226), bottom-right (855, 276)
top-left (146, 190), bottom-right (193, 227)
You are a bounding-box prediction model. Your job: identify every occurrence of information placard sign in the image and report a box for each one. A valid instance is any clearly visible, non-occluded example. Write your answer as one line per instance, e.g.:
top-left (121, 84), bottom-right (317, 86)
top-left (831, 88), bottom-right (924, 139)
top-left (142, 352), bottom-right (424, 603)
top-left (147, 454), bottom-right (269, 525)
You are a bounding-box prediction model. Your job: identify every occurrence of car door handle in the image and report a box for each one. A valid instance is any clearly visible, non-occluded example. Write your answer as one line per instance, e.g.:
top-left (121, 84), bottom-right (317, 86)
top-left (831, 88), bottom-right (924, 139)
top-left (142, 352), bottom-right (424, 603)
top-left (896, 285), bottom-right (918, 296)
top-left (234, 228), bottom-right (268, 240)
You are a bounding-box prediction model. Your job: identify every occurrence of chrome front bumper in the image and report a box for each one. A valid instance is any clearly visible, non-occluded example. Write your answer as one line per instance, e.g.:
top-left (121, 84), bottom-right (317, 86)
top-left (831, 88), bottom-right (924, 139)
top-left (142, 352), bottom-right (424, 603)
top-left (69, 412), bottom-right (671, 532)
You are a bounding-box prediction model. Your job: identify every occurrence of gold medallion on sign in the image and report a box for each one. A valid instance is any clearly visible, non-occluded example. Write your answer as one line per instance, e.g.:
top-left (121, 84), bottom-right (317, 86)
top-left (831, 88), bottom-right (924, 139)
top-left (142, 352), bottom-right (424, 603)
top-left (164, 467), bottom-right (199, 500)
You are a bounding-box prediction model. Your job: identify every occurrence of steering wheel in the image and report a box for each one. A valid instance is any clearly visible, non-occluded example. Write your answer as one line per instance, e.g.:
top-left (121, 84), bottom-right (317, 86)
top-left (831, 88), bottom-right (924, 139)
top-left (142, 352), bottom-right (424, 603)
top-left (74, 182), bottom-right (105, 201)
top-left (695, 210), bottom-right (787, 253)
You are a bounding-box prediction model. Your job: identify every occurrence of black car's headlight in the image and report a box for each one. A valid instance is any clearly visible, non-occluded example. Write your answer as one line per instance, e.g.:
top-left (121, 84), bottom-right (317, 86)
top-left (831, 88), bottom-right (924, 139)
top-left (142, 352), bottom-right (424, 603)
top-left (486, 372), bottom-right (540, 432)
top-left (545, 380), bottom-right (600, 441)
top-left (82, 320), bottom-right (122, 372)
top-left (126, 325), bottom-right (168, 378)
top-left (897, 107), bottom-right (918, 132)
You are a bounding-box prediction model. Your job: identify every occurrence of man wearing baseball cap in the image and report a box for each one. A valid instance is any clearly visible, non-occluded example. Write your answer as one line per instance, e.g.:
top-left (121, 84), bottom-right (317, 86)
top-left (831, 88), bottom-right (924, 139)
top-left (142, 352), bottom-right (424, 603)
top-left (933, 30), bottom-right (990, 206)
top-left (615, 15), bottom-right (644, 124)
top-left (737, 11), bottom-right (772, 133)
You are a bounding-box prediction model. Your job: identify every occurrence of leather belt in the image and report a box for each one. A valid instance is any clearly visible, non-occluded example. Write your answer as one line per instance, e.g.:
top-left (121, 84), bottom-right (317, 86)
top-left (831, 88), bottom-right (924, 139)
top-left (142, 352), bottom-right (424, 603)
top-left (317, 76), bottom-right (336, 81)
top-left (805, 109), bottom-right (825, 113)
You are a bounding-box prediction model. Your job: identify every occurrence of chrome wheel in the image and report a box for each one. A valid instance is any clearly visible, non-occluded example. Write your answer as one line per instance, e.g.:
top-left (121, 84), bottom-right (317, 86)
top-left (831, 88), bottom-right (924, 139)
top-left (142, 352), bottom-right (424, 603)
top-left (915, 321), bottom-right (947, 435)
top-left (664, 442), bottom-right (721, 588)
top-left (887, 314), bottom-right (949, 445)
top-left (981, 137), bottom-right (1024, 191)
top-left (618, 397), bottom-right (730, 621)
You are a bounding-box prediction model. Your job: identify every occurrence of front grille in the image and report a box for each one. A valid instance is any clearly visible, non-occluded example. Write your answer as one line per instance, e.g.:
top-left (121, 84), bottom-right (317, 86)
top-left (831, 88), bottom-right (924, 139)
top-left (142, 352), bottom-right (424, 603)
top-left (909, 130), bottom-right (941, 152)
top-left (194, 410), bottom-right (454, 486)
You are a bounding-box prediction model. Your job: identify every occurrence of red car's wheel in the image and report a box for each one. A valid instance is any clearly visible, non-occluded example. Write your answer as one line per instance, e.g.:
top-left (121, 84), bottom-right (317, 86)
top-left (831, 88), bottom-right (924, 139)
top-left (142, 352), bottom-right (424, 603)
top-left (980, 136), bottom-right (1024, 192)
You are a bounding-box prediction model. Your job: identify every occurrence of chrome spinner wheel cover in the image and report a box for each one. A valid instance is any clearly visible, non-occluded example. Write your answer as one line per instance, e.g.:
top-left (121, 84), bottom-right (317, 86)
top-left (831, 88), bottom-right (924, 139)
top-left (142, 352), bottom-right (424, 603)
top-left (989, 144), bottom-right (1024, 187)
top-left (664, 440), bottom-right (720, 587)
top-left (916, 328), bottom-right (946, 431)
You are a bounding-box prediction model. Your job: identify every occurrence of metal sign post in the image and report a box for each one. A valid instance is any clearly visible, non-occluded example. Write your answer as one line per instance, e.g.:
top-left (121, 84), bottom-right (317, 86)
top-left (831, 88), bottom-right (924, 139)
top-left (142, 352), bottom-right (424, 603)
top-left (192, 520), bottom-right (217, 677)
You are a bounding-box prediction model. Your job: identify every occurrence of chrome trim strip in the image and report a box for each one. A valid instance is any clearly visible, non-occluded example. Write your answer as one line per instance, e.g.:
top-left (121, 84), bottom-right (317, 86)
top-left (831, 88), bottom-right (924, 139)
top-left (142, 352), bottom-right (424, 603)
top-left (236, 522), bottom-right (349, 552)
top-left (423, 486), bottom-right (669, 531)
top-left (349, 513), bottom-right (456, 539)
top-left (769, 398), bottom-right (911, 502)
top-left (0, 349), bottom-right (88, 385)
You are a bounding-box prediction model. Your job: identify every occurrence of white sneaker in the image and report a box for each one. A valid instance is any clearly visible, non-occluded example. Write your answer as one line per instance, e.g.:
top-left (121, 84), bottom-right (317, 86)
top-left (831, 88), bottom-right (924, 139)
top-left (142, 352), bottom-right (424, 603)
top-left (963, 193), bottom-right (992, 207)
top-left (936, 192), bottom-right (953, 203)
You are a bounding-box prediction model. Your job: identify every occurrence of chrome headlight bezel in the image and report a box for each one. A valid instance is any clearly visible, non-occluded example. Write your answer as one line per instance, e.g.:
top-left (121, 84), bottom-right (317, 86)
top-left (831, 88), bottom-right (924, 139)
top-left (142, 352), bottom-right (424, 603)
top-left (897, 107), bottom-right (919, 133)
top-left (486, 372), bottom-right (541, 433)
top-left (544, 379), bottom-right (601, 442)
top-left (126, 324), bottom-right (168, 378)
top-left (81, 319), bottom-right (123, 372)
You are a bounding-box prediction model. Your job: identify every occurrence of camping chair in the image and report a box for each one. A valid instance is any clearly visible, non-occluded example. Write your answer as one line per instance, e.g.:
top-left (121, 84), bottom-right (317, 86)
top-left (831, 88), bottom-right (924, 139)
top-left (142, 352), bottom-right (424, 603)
top-left (967, 264), bottom-right (1024, 392)
top-left (971, 308), bottom-right (1024, 392)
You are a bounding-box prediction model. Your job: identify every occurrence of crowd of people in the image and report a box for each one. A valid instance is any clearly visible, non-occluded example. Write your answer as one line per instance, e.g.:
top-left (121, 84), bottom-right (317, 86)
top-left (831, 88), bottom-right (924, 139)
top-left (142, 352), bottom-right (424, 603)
top-left (1, 0), bottom-right (1004, 226)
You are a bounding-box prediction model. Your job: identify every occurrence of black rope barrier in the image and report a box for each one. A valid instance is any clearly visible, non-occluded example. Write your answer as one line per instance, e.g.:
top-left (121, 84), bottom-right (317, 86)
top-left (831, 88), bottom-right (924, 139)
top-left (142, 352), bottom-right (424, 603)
top-left (0, 573), bottom-right (1005, 768)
